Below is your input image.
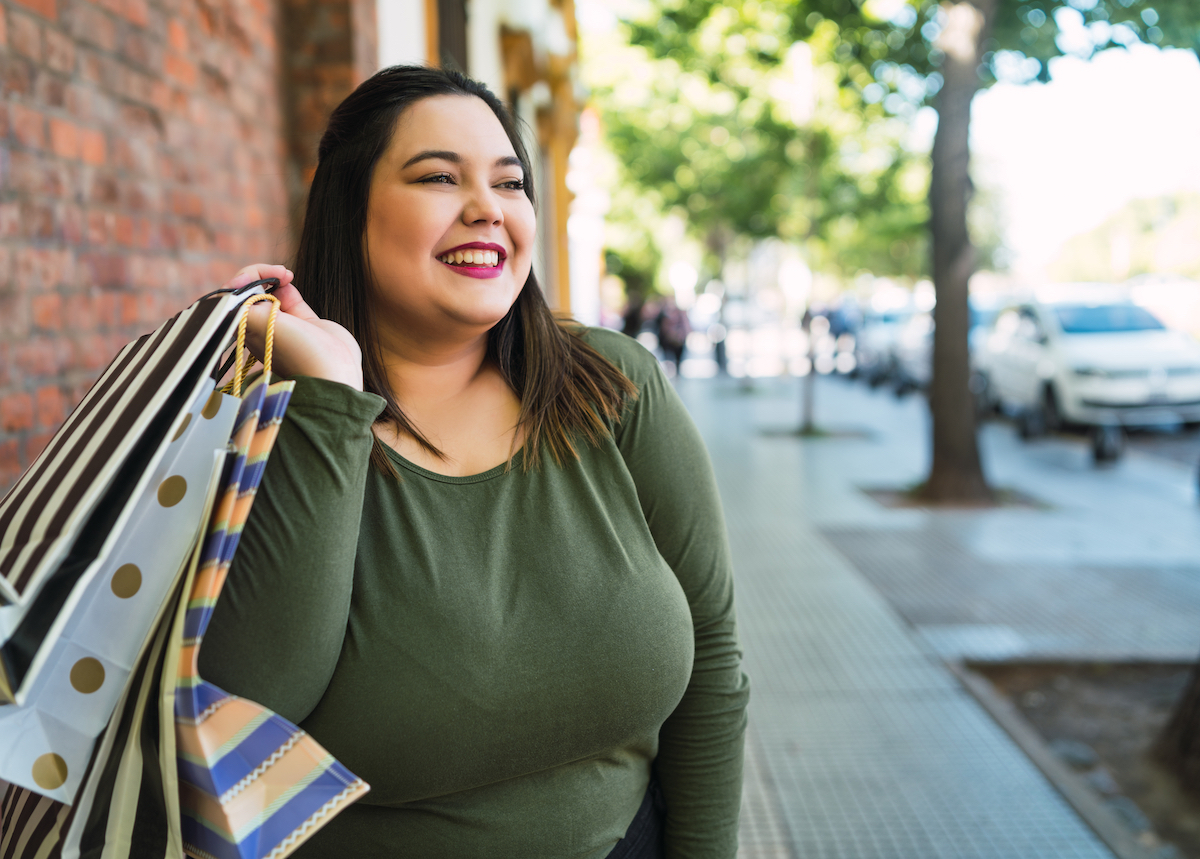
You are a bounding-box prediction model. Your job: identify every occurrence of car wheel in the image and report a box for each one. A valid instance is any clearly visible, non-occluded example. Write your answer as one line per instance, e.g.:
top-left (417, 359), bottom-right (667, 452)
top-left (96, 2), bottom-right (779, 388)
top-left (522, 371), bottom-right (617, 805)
top-left (1091, 425), bottom-right (1124, 464)
top-left (1042, 385), bottom-right (1063, 433)
top-left (1018, 405), bottom-right (1046, 440)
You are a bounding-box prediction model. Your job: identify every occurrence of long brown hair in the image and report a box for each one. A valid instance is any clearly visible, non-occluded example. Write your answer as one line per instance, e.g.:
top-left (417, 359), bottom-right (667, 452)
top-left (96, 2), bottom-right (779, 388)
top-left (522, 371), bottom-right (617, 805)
top-left (292, 65), bottom-right (636, 473)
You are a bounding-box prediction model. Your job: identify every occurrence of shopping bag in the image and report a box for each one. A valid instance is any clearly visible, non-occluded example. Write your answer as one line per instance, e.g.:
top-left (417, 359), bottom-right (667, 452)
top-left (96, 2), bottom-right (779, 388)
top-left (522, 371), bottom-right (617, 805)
top-left (172, 367), bottom-right (368, 859)
top-left (0, 282), bottom-right (275, 809)
top-left (0, 450), bottom-right (224, 859)
top-left (1, 298), bottom-right (369, 859)
top-left (0, 282), bottom-right (276, 708)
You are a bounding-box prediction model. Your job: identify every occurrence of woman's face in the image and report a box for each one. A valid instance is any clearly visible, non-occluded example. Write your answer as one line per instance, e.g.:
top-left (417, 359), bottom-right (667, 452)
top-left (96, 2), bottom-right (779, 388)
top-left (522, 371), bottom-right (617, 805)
top-left (364, 94), bottom-right (536, 342)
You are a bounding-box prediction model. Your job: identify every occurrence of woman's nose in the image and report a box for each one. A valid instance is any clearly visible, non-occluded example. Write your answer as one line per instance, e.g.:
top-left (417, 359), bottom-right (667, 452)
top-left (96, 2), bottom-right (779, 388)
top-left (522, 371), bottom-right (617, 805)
top-left (462, 186), bottom-right (504, 226)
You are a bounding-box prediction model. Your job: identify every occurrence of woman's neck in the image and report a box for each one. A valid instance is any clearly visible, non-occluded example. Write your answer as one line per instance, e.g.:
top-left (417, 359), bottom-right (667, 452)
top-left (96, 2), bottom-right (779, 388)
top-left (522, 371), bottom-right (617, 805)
top-left (371, 323), bottom-right (525, 477)
top-left (377, 329), bottom-right (492, 410)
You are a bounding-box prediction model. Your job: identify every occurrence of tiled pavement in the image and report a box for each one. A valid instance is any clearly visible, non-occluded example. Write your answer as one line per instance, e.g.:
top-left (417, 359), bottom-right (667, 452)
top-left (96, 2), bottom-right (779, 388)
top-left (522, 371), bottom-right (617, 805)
top-left (672, 374), bottom-right (1200, 858)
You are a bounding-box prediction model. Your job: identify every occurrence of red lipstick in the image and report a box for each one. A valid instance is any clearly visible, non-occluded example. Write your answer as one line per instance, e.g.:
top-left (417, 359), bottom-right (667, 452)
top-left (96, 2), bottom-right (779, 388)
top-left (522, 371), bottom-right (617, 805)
top-left (436, 242), bottom-right (507, 280)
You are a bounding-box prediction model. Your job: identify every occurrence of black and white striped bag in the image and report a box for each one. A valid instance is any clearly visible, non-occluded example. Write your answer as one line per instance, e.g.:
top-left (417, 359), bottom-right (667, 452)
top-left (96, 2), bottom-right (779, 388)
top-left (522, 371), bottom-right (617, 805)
top-left (0, 282), bottom-right (274, 708)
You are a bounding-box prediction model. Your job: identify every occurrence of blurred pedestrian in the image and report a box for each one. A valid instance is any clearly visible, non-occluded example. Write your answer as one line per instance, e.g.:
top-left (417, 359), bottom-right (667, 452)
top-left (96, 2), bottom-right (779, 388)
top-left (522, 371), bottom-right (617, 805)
top-left (656, 298), bottom-right (691, 372)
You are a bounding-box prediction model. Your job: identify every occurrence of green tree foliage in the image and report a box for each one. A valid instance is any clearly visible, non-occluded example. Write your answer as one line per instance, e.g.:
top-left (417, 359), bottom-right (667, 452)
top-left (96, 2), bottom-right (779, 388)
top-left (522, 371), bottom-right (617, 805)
top-left (634, 0), bottom-right (1197, 102)
top-left (587, 2), bottom-right (932, 279)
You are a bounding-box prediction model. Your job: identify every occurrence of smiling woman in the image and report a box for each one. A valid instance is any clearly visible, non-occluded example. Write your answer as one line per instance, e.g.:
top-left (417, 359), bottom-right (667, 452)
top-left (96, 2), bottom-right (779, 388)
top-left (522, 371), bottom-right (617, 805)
top-left (193, 66), bottom-right (749, 859)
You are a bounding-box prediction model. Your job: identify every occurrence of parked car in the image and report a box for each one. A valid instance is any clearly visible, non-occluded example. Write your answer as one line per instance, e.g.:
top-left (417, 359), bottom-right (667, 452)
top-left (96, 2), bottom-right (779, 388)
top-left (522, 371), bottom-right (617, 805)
top-left (854, 308), bottom-right (913, 387)
top-left (886, 296), bottom-right (1008, 402)
top-left (976, 287), bottom-right (1200, 461)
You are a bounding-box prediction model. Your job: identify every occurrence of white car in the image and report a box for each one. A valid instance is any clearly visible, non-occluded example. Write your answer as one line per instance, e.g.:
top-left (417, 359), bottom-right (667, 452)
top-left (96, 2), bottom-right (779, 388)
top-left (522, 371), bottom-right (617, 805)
top-left (979, 290), bottom-right (1200, 460)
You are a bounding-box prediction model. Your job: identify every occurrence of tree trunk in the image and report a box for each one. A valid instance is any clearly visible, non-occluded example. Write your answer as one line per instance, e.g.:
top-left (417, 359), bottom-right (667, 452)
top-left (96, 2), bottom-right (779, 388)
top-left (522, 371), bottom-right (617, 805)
top-left (1155, 659), bottom-right (1200, 792)
top-left (920, 0), bottom-right (997, 503)
top-left (800, 309), bottom-right (816, 433)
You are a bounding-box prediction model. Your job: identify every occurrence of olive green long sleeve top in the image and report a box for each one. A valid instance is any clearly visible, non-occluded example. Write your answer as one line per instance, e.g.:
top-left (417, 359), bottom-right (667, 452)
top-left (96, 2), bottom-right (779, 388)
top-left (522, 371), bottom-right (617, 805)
top-left (198, 328), bottom-right (749, 859)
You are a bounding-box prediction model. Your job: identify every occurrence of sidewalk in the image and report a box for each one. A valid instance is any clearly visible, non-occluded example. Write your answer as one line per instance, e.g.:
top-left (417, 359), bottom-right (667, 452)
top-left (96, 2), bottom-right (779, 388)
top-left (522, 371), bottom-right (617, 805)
top-left (671, 374), bottom-right (1198, 858)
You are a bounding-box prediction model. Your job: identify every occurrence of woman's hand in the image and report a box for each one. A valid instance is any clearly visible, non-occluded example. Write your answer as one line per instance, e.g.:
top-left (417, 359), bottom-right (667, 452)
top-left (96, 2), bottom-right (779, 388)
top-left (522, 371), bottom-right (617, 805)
top-left (220, 264), bottom-right (365, 392)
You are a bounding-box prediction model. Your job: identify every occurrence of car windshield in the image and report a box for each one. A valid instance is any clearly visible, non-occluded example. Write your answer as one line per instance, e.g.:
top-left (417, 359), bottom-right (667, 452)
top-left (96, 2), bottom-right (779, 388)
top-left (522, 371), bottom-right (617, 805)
top-left (1052, 304), bottom-right (1165, 334)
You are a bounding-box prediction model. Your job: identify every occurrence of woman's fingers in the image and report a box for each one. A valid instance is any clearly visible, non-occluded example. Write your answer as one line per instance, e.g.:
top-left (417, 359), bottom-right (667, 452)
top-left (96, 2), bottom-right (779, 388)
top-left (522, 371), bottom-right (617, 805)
top-left (232, 272), bottom-right (364, 391)
top-left (220, 263), bottom-right (294, 294)
top-left (269, 282), bottom-right (322, 322)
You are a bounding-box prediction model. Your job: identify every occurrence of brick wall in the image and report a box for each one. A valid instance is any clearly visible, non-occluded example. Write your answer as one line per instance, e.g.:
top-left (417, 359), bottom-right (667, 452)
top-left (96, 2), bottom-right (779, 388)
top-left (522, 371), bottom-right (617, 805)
top-left (0, 0), bottom-right (375, 493)
top-left (279, 0), bottom-right (376, 240)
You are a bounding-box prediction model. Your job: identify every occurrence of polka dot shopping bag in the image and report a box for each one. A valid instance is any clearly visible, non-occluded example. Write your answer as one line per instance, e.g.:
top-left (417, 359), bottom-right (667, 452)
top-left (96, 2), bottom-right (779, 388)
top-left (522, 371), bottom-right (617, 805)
top-left (0, 287), bottom-right (367, 859)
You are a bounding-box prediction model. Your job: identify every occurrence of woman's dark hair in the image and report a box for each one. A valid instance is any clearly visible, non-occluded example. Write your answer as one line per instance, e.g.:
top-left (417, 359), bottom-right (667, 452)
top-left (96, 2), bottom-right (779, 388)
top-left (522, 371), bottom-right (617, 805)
top-left (293, 65), bottom-right (637, 474)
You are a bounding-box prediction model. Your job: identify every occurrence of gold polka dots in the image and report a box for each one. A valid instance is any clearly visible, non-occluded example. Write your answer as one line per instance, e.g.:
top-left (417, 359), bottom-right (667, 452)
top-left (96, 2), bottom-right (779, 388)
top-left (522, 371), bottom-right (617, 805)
top-left (157, 476), bottom-right (187, 507)
top-left (110, 563), bottom-right (141, 598)
top-left (32, 753), bottom-right (68, 790)
top-left (201, 392), bottom-right (222, 419)
top-left (172, 412), bottom-right (192, 441)
top-left (69, 658), bottom-right (104, 694)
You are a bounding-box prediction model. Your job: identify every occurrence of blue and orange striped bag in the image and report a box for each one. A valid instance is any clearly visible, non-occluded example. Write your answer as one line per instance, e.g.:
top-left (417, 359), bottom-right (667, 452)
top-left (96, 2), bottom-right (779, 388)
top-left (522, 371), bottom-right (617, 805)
top-left (0, 294), bottom-right (368, 859)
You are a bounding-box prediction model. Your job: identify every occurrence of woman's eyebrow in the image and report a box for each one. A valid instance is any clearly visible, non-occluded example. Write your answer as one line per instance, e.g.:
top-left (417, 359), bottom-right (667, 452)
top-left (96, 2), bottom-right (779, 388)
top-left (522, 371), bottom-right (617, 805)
top-left (403, 150), bottom-right (460, 169)
top-left (402, 150), bottom-right (524, 171)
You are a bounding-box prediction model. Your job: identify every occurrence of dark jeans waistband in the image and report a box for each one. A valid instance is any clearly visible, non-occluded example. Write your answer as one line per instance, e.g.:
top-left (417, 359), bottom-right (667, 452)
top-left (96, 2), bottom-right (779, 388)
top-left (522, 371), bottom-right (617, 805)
top-left (604, 778), bottom-right (665, 859)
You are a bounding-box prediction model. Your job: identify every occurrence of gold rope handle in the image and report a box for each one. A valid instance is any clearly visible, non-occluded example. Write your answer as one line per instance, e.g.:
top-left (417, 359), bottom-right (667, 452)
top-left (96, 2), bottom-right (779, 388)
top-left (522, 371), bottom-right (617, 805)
top-left (231, 293), bottom-right (281, 398)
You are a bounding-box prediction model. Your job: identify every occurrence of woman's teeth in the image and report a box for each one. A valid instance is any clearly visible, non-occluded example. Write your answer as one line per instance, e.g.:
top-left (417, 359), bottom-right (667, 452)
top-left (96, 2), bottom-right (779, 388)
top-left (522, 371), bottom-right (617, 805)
top-left (438, 249), bottom-right (501, 267)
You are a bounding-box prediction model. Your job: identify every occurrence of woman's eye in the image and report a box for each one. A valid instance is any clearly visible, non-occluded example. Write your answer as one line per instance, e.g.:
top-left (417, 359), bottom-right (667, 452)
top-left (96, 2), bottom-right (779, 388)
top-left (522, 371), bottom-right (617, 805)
top-left (499, 179), bottom-right (525, 190)
top-left (421, 173), bottom-right (454, 184)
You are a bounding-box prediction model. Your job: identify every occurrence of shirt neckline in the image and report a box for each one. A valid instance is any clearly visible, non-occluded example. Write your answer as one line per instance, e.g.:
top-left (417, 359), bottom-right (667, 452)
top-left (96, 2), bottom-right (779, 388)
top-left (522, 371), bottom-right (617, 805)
top-left (381, 443), bottom-right (515, 485)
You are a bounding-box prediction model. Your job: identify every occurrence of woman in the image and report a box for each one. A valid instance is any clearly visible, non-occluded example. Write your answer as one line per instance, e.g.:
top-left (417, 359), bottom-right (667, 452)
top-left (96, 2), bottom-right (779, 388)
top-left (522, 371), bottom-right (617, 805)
top-left (201, 65), bottom-right (749, 858)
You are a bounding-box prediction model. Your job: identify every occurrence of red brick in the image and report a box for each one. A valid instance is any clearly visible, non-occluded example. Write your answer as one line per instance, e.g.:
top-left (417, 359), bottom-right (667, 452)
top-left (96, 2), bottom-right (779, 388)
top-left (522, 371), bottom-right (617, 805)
top-left (10, 13), bottom-right (41, 61)
top-left (122, 0), bottom-right (148, 27)
top-left (0, 204), bottom-right (19, 238)
top-left (167, 19), bottom-right (186, 51)
top-left (18, 336), bottom-right (60, 375)
top-left (164, 54), bottom-right (196, 88)
top-left (0, 440), bottom-right (20, 491)
top-left (79, 128), bottom-right (105, 165)
top-left (94, 291), bottom-right (118, 326)
top-left (31, 293), bottom-right (61, 330)
top-left (71, 5), bottom-right (115, 52)
top-left (11, 0), bottom-right (56, 21)
top-left (23, 430), bottom-right (54, 462)
top-left (1, 393), bottom-right (33, 431)
top-left (59, 202), bottom-right (83, 242)
top-left (34, 384), bottom-right (64, 427)
top-left (0, 10), bottom-right (7, 46)
top-left (43, 27), bottom-right (73, 73)
top-left (86, 209), bottom-right (110, 244)
top-left (22, 201), bottom-right (54, 239)
top-left (79, 252), bottom-right (126, 287)
top-left (75, 332), bottom-right (113, 370)
top-left (48, 117), bottom-right (79, 158)
top-left (113, 214), bottom-right (133, 245)
top-left (9, 150), bottom-right (66, 196)
top-left (119, 292), bottom-right (138, 324)
top-left (10, 102), bottom-right (46, 149)
top-left (34, 71), bottom-right (67, 108)
top-left (120, 29), bottom-right (154, 68)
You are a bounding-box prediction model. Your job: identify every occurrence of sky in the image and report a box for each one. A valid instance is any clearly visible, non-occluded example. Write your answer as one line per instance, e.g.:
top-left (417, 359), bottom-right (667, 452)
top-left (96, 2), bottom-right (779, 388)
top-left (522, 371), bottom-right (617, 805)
top-left (970, 44), bottom-right (1200, 278)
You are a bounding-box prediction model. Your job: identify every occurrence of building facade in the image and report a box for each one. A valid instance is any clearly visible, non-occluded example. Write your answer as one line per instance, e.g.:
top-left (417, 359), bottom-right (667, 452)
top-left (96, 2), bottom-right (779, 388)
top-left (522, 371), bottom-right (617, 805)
top-left (0, 0), bottom-right (583, 492)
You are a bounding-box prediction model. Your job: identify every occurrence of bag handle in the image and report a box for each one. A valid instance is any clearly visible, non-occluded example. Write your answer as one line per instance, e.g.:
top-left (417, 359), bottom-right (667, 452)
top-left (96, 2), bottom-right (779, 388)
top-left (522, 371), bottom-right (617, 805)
top-left (231, 294), bottom-right (281, 397)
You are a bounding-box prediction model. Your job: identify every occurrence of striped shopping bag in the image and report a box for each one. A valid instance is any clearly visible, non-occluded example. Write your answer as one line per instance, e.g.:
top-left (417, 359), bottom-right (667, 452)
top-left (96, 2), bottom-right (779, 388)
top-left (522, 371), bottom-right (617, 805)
top-left (0, 283), bottom-right (276, 707)
top-left (173, 368), bottom-right (368, 859)
top-left (0, 299), bottom-right (368, 859)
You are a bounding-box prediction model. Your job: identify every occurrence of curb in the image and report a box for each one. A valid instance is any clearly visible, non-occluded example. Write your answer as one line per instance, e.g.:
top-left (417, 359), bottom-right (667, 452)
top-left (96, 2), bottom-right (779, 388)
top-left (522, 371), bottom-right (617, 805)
top-left (948, 661), bottom-right (1160, 859)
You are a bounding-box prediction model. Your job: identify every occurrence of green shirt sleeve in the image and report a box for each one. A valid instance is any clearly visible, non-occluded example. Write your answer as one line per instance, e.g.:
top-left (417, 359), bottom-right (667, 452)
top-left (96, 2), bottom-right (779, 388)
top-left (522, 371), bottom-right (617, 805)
top-left (197, 376), bottom-right (386, 725)
top-left (591, 330), bottom-right (751, 859)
